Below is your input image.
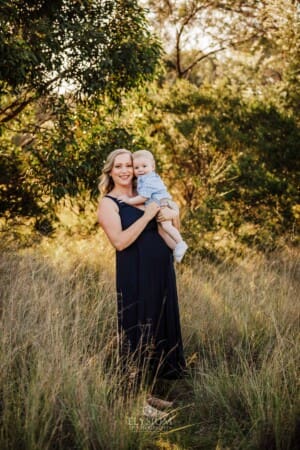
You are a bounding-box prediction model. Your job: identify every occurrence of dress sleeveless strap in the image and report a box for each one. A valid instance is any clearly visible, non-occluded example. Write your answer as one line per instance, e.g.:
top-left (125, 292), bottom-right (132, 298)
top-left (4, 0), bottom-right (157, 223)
top-left (104, 194), bottom-right (120, 206)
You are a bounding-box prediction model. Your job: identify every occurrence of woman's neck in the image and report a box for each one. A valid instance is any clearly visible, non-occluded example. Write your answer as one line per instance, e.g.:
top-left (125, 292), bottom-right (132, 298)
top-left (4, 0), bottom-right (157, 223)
top-left (110, 186), bottom-right (134, 197)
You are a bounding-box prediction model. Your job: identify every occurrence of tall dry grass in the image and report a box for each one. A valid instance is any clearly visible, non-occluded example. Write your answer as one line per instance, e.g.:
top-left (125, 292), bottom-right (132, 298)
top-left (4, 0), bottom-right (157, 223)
top-left (177, 250), bottom-right (300, 449)
top-left (0, 235), bottom-right (299, 449)
top-left (0, 238), bottom-right (159, 450)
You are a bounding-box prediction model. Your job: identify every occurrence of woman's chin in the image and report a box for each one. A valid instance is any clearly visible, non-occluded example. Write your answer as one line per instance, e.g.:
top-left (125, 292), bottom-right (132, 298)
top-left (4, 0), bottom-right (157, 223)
top-left (118, 178), bottom-right (132, 185)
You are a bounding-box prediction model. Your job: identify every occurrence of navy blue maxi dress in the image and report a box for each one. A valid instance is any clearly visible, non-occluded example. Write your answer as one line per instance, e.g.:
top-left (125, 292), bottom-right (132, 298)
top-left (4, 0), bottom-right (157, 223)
top-left (106, 195), bottom-right (186, 380)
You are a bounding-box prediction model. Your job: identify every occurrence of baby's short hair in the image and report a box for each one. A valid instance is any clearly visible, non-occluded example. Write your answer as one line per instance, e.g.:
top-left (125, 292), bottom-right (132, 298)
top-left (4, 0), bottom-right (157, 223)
top-left (133, 149), bottom-right (155, 164)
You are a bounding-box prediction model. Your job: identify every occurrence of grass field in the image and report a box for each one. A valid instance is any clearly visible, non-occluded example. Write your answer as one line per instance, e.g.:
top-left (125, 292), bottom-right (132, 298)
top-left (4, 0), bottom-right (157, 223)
top-left (0, 233), bottom-right (299, 450)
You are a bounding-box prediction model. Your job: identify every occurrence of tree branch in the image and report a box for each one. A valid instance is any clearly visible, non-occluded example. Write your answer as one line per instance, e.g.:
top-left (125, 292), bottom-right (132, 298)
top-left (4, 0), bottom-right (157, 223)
top-left (180, 34), bottom-right (264, 77)
top-left (0, 73), bottom-right (65, 124)
top-left (175, 4), bottom-right (208, 77)
top-left (0, 96), bottom-right (36, 124)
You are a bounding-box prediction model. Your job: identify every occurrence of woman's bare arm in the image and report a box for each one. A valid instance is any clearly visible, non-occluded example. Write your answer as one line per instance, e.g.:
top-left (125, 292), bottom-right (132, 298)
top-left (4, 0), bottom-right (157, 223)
top-left (97, 198), bottom-right (160, 251)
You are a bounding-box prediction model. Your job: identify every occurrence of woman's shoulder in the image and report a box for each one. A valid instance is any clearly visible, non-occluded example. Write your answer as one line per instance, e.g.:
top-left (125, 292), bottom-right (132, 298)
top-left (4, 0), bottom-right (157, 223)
top-left (98, 195), bottom-right (119, 211)
top-left (97, 196), bottom-right (120, 226)
top-left (103, 193), bottom-right (118, 201)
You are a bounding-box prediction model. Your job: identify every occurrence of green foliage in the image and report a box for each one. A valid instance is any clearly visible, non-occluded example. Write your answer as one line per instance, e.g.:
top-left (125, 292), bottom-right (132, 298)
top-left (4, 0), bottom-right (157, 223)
top-left (1, 1), bottom-right (299, 255)
top-left (0, 0), bottom-right (161, 229)
top-left (0, 98), bottom-right (143, 228)
top-left (0, 147), bottom-right (38, 216)
top-left (31, 105), bottom-right (137, 200)
top-left (0, 0), bottom-right (161, 102)
top-left (129, 80), bottom-right (299, 255)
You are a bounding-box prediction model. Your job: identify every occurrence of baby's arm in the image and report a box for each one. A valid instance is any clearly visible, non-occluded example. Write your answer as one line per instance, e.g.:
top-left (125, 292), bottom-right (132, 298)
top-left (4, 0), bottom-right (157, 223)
top-left (118, 194), bottom-right (148, 205)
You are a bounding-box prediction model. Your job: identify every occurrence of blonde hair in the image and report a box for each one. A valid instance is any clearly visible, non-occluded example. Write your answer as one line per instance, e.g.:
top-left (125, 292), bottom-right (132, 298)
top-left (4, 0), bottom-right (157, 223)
top-left (98, 148), bottom-right (132, 195)
top-left (133, 149), bottom-right (155, 168)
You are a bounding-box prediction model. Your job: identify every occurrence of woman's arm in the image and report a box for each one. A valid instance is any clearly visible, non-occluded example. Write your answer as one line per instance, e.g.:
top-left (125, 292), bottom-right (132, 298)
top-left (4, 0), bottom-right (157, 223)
top-left (97, 198), bottom-right (160, 251)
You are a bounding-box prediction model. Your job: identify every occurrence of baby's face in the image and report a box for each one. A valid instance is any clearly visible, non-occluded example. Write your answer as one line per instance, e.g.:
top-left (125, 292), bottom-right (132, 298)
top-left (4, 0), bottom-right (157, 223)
top-left (133, 157), bottom-right (154, 176)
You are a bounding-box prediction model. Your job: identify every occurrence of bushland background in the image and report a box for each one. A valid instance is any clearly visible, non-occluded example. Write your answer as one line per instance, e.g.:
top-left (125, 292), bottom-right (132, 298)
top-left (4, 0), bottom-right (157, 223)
top-left (0, 1), bottom-right (299, 449)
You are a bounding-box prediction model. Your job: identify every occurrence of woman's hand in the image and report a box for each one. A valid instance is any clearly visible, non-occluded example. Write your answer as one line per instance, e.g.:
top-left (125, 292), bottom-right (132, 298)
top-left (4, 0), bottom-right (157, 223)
top-left (144, 201), bottom-right (160, 221)
top-left (157, 206), bottom-right (178, 222)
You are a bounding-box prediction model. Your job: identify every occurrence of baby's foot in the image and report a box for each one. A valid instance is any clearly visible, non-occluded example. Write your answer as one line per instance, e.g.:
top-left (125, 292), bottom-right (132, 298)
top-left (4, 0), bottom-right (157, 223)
top-left (173, 241), bottom-right (188, 263)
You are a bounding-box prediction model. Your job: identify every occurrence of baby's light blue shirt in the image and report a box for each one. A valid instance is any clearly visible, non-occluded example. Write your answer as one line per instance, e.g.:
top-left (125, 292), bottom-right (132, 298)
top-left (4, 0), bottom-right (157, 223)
top-left (137, 172), bottom-right (171, 203)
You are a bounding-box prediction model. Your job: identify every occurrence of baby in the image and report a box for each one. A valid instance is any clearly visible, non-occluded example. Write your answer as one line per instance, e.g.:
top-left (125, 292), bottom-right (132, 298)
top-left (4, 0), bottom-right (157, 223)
top-left (118, 149), bottom-right (188, 262)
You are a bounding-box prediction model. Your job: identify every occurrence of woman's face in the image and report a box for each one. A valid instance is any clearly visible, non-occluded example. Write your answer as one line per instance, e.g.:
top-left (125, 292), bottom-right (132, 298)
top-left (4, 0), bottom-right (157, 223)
top-left (110, 153), bottom-right (133, 187)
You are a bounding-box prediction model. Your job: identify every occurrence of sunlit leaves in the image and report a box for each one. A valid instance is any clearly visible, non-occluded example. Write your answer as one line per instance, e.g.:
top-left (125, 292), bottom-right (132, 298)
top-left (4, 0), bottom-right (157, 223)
top-left (0, 0), bottom-right (161, 118)
top-left (133, 79), bottom-right (300, 253)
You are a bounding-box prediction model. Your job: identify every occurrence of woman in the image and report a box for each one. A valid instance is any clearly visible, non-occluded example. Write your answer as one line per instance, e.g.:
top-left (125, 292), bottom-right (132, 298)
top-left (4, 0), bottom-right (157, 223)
top-left (97, 148), bottom-right (186, 383)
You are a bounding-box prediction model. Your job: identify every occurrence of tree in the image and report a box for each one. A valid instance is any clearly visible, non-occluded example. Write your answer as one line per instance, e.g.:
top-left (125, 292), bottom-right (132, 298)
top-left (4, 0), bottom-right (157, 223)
top-left (0, 0), bottom-right (161, 228)
top-left (127, 80), bottom-right (300, 254)
top-left (143, 0), bottom-right (270, 80)
top-left (0, 0), bottom-right (161, 123)
top-left (142, 0), bottom-right (300, 109)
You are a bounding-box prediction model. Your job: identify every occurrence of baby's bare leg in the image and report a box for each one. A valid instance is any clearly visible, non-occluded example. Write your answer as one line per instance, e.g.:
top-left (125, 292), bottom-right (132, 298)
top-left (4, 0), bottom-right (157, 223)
top-left (158, 223), bottom-right (177, 250)
top-left (160, 220), bottom-right (183, 244)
